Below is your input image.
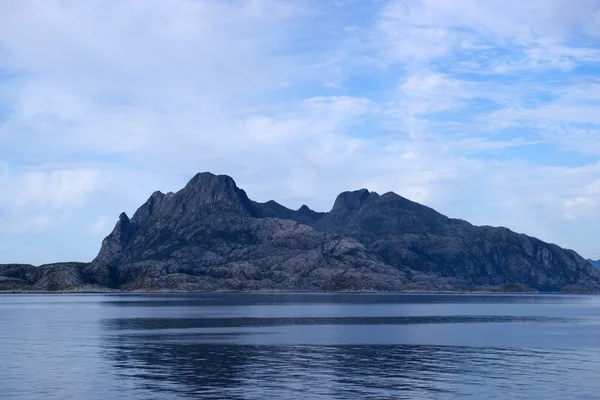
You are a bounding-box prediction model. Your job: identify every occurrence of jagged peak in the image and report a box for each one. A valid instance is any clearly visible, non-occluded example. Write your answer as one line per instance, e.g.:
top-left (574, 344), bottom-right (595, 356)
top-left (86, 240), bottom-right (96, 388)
top-left (297, 204), bottom-right (325, 221)
top-left (181, 172), bottom-right (233, 195)
top-left (171, 172), bottom-right (261, 218)
top-left (331, 189), bottom-right (379, 212)
top-left (130, 189), bottom-right (166, 225)
top-left (118, 212), bottom-right (130, 223)
top-left (180, 172), bottom-right (243, 202)
top-left (298, 204), bottom-right (312, 212)
top-left (185, 172), bottom-right (237, 189)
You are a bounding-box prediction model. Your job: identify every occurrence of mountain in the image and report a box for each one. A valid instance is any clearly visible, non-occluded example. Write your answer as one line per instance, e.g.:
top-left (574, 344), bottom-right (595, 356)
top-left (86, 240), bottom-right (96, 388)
top-left (587, 259), bottom-right (600, 269)
top-left (0, 262), bottom-right (114, 292)
top-left (2, 172), bottom-right (600, 293)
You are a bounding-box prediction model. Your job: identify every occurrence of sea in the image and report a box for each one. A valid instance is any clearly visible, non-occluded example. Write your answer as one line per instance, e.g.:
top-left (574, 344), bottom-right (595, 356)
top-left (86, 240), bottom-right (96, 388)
top-left (1, 293), bottom-right (599, 399)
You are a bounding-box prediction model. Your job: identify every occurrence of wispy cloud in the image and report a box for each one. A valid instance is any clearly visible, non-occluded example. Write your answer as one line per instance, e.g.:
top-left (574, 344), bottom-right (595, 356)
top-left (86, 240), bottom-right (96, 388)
top-left (0, 169), bottom-right (109, 209)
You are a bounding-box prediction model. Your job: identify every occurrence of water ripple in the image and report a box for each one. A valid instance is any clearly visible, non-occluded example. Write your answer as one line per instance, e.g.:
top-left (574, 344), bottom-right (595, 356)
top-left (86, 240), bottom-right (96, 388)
top-left (102, 315), bottom-right (575, 330)
top-left (2, 293), bottom-right (600, 399)
top-left (103, 343), bottom-right (600, 399)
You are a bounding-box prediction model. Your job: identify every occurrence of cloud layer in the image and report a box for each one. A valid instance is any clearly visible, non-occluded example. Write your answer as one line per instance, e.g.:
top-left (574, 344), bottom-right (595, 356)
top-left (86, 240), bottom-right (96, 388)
top-left (1, 0), bottom-right (599, 264)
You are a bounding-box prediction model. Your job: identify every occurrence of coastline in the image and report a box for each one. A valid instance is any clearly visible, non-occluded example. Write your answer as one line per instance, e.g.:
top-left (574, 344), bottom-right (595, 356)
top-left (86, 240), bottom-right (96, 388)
top-left (2, 289), bottom-right (594, 295)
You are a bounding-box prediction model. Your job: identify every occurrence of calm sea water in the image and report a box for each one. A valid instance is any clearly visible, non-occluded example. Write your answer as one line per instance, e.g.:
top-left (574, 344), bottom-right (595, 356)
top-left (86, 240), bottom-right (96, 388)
top-left (1, 293), bottom-right (600, 399)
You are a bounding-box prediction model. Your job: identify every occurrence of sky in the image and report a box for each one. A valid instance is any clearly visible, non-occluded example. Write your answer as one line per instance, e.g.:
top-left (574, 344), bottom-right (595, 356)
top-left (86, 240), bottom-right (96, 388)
top-left (1, 0), bottom-right (600, 265)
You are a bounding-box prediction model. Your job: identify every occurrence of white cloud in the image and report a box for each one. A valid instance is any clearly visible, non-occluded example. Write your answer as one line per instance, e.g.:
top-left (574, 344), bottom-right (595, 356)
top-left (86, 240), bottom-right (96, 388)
top-left (0, 213), bottom-right (67, 235)
top-left (302, 96), bottom-right (374, 114)
top-left (398, 71), bottom-right (476, 114)
top-left (451, 137), bottom-right (539, 153)
top-left (90, 215), bottom-right (110, 235)
top-left (560, 173), bottom-right (600, 221)
top-left (377, 0), bottom-right (600, 68)
top-left (0, 169), bottom-right (110, 209)
top-left (1, 0), bottom-right (600, 265)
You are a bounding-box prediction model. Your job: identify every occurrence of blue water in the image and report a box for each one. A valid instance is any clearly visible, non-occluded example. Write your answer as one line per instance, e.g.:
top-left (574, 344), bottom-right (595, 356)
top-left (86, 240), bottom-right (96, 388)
top-left (1, 293), bottom-right (600, 399)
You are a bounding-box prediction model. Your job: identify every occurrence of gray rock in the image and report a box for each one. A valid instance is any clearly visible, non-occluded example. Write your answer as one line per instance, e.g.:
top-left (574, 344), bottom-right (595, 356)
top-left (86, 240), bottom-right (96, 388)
top-left (299, 189), bottom-right (600, 292)
top-left (0, 262), bottom-right (114, 292)
top-left (2, 172), bottom-right (600, 292)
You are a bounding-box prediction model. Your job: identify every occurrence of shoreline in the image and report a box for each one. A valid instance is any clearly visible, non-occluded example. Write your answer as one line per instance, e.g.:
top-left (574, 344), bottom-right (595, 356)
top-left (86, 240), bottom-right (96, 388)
top-left (1, 289), bottom-right (594, 295)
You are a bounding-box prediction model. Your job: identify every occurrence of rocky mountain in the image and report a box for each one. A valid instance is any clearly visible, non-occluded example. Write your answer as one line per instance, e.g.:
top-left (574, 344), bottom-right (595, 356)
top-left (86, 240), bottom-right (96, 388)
top-left (0, 262), bottom-right (114, 292)
top-left (587, 259), bottom-right (600, 269)
top-left (2, 172), bottom-right (600, 293)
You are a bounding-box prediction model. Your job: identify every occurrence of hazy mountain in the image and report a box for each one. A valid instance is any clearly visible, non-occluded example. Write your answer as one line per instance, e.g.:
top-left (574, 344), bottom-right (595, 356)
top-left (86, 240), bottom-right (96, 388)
top-left (587, 259), bottom-right (600, 269)
top-left (2, 172), bottom-right (600, 293)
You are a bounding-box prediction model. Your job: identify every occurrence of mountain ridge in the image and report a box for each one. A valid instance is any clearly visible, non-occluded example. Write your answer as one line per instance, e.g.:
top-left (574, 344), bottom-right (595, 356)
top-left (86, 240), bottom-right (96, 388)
top-left (2, 172), bottom-right (599, 293)
top-left (587, 259), bottom-right (600, 269)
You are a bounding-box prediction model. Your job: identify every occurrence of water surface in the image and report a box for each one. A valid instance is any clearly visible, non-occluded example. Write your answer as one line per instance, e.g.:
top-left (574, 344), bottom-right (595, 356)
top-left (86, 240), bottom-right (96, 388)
top-left (1, 293), bottom-right (599, 399)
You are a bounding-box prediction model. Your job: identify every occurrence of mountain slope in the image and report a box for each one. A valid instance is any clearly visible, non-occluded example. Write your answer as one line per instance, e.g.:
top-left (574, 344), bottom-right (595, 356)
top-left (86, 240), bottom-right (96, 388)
top-left (587, 259), bottom-right (600, 269)
top-left (315, 190), bottom-right (597, 291)
top-left (256, 188), bottom-right (600, 292)
top-left (92, 173), bottom-right (409, 291)
top-left (0, 262), bottom-right (113, 292)
top-left (2, 172), bottom-right (600, 292)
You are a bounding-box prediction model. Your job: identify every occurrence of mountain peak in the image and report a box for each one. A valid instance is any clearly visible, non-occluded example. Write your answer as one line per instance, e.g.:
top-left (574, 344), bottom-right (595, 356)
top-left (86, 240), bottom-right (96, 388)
top-left (298, 205), bottom-right (312, 213)
top-left (118, 212), bottom-right (130, 223)
top-left (332, 189), bottom-right (379, 212)
top-left (179, 172), bottom-right (249, 208)
top-left (88, 172), bottom-right (600, 293)
top-left (185, 172), bottom-right (236, 190)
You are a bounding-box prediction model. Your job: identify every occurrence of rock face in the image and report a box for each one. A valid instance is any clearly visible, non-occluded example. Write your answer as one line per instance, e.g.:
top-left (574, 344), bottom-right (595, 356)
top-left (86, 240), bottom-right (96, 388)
top-left (2, 172), bottom-right (600, 292)
top-left (92, 173), bottom-right (408, 291)
top-left (0, 262), bottom-right (114, 292)
top-left (309, 190), bottom-right (598, 292)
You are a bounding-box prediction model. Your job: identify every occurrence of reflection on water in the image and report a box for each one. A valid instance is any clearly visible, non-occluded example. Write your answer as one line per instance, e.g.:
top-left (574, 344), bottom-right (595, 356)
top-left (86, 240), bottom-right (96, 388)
top-left (105, 342), bottom-right (600, 399)
top-left (1, 293), bottom-right (600, 399)
top-left (102, 315), bottom-right (575, 330)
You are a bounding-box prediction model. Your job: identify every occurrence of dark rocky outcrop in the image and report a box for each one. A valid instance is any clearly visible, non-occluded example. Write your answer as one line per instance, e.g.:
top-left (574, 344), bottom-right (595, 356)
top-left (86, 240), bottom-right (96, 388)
top-left (314, 190), bottom-right (598, 292)
top-left (2, 172), bottom-right (600, 292)
top-left (260, 188), bottom-right (600, 292)
top-left (0, 262), bottom-right (115, 292)
top-left (91, 173), bottom-right (408, 291)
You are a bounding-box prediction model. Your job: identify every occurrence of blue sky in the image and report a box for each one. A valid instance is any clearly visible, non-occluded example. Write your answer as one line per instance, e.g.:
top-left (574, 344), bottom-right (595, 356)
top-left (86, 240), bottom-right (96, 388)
top-left (1, 0), bottom-right (600, 264)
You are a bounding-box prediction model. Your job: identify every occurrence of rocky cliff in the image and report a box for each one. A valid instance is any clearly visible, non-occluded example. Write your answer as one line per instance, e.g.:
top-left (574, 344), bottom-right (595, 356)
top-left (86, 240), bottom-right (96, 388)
top-left (2, 172), bottom-right (600, 292)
